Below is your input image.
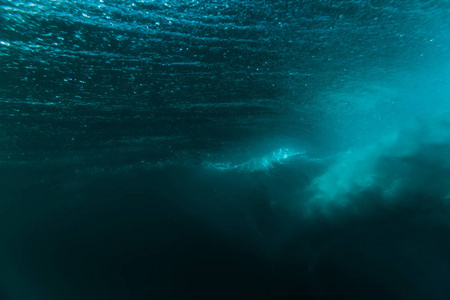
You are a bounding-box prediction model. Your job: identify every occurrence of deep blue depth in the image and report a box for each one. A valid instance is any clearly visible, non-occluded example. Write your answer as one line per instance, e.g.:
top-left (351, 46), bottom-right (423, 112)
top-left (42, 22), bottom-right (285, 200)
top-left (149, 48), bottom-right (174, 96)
top-left (1, 1), bottom-right (450, 299)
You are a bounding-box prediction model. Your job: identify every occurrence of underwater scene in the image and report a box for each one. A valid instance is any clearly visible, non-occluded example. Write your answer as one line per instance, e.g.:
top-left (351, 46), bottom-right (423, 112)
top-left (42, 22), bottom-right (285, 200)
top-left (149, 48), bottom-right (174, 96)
top-left (1, 0), bottom-right (450, 299)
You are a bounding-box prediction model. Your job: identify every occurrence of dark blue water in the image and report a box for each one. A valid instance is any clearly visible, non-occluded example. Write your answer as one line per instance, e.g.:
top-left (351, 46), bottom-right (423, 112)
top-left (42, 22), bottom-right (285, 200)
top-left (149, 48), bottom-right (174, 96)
top-left (1, 0), bottom-right (450, 299)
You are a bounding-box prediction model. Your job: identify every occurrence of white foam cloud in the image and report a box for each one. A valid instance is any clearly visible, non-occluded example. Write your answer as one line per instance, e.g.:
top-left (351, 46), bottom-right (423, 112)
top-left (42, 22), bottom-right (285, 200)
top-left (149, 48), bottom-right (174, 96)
top-left (303, 114), bottom-right (450, 219)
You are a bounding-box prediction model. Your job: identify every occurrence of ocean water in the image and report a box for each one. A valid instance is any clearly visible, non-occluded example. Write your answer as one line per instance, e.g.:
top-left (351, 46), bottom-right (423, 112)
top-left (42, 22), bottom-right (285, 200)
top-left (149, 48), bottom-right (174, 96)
top-left (1, 0), bottom-right (450, 299)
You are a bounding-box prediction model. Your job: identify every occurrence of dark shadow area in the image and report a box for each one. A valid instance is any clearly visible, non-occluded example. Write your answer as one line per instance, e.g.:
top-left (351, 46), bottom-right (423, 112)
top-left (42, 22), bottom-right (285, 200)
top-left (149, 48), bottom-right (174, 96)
top-left (1, 165), bottom-right (450, 299)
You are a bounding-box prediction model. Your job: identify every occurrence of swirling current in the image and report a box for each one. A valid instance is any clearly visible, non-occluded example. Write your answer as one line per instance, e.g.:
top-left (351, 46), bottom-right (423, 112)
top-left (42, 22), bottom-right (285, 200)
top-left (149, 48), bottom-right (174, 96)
top-left (1, 1), bottom-right (450, 299)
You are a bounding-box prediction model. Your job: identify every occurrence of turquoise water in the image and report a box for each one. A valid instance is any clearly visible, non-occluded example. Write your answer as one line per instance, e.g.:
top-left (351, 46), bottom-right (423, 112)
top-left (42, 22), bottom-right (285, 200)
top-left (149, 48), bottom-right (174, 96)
top-left (1, 1), bottom-right (450, 299)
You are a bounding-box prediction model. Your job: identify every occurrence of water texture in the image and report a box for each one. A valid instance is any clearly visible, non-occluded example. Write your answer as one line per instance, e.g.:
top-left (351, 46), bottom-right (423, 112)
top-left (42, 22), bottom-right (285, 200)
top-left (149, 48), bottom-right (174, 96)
top-left (1, 0), bottom-right (450, 299)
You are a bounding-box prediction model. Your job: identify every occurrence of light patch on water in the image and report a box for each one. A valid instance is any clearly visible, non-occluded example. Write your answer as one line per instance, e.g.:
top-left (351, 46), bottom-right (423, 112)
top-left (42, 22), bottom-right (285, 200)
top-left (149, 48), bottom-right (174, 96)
top-left (203, 148), bottom-right (306, 172)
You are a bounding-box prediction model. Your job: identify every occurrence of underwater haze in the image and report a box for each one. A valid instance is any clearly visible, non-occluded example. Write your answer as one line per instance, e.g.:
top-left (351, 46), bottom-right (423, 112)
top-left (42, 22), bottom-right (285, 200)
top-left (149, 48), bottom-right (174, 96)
top-left (1, 0), bottom-right (450, 299)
